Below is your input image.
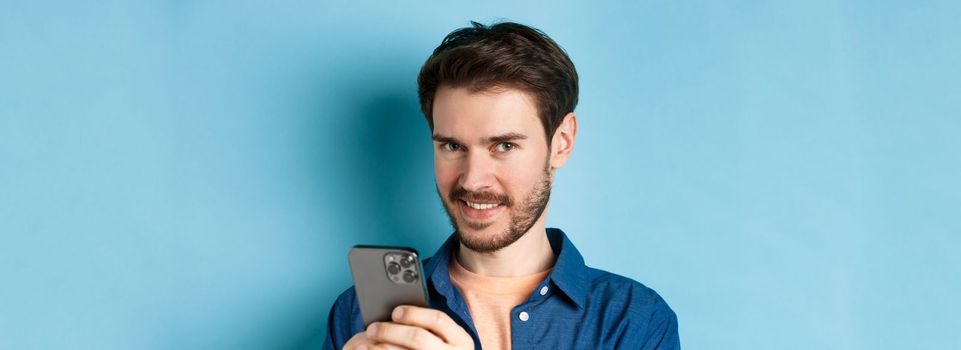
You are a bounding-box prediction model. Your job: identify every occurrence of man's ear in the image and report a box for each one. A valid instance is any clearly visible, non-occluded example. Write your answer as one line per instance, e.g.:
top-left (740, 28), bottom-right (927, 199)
top-left (549, 112), bottom-right (577, 170)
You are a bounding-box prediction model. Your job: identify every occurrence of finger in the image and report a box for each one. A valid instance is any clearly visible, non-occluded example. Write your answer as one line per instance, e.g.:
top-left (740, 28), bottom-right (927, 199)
top-left (391, 306), bottom-right (472, 345)
top-left (345, 330), bottom-right (410, 350)
top-left (343, 331), bottom-right (373, 350)
top-left (366, 321), bottom-right (446, 349)
top-left (344, 329), bottom-right (410, 350)
top-left (363, 343), bottom-right (410, 350)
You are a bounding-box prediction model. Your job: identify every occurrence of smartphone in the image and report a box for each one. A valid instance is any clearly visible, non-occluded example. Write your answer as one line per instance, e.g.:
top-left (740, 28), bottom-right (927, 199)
top-left (348, 245), bottom-right (430, 326)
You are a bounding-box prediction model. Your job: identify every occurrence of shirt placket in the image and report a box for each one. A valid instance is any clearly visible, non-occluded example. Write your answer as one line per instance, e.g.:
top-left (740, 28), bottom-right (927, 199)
top-left (510, 281), bottom-right (553, 349)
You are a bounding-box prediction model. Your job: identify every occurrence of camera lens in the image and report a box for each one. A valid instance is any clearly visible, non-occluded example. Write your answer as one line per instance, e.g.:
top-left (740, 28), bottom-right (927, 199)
top-left (402, 270), bottom-right (417, 283)
top-left (387, 262), bottom-right (401, 275)
top-left (399, 255), bottom-right (413, 268)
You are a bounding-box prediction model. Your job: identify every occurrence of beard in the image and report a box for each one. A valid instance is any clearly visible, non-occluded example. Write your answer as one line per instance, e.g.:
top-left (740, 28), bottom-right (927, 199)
top-left (438, 164), bottom-right (553, 253)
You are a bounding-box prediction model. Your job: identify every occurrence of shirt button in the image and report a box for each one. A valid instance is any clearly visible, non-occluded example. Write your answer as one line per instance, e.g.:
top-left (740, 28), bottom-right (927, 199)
top-left (518, 311), bottom-right (530, 322)
top-left (539, 286), bottom-right (549, 296)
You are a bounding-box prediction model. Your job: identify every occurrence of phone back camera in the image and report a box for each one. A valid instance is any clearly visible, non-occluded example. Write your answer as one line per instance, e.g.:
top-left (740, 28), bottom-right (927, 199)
top-left (384, 252), bottom-right (419, 285)
top-left (403, 270), bottom-right (417, 283)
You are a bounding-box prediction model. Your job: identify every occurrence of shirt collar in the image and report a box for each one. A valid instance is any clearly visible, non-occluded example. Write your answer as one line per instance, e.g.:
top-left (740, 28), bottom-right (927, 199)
top-left (422, 232), bottom-right (458, 299)
top-left (422, 227), bottom-right (588, 309)
top-left (544, 228), bottom-right (588, 308)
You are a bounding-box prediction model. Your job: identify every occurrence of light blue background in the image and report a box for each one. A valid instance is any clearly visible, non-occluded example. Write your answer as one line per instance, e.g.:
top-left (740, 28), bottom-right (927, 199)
top-left (2, 1), bottom-right (959, 349)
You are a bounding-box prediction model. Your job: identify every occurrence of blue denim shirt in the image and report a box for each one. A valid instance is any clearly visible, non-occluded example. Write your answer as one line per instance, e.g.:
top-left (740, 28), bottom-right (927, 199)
top-left (323, 228), bottom-right (680, 349)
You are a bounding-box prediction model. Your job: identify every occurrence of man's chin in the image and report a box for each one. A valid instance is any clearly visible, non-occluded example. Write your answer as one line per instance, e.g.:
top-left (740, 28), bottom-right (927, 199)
top-left (455, 220), bottom-right (523, 253)
top-left (456, 220), bottom-right (497, 239)
top-left (457, 223), bottom-right (493, 241)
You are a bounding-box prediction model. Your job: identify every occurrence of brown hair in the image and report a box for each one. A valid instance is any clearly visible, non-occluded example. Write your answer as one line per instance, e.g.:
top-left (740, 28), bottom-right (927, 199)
top-left (417, 21), bottom-right (579, 145)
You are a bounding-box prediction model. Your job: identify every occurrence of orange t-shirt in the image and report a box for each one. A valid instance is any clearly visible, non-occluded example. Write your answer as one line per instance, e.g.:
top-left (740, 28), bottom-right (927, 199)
top-left (449, 256), bottom-right (552, 350)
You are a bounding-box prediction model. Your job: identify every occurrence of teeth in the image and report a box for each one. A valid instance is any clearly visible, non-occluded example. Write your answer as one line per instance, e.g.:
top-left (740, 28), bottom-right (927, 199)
top-left (466, 201), bottom-right (499, 210)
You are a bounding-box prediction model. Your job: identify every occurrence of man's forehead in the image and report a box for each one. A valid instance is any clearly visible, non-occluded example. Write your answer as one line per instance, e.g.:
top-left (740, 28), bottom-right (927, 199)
top-left (431, 86), bottom-right (543, 143)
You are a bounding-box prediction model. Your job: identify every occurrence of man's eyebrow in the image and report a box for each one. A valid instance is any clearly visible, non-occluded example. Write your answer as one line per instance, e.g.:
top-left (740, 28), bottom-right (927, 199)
top-left (431, 134), bottom-right (460, 144)
top-left (431, 132), bottom-right (528, 144)
top-left (485, 132), bottom-right (528, 144)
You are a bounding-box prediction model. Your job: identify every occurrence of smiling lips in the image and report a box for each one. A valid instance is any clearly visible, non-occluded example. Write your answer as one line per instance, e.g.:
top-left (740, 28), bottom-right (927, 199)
top-left (465, 201), bottom-right (500, 210)
top-left (458, 199), bottom-right (505, 222)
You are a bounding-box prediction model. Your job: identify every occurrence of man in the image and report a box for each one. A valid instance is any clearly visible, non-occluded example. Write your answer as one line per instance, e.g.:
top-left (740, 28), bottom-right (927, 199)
top-left (324, 21), bottom-right (679, 350)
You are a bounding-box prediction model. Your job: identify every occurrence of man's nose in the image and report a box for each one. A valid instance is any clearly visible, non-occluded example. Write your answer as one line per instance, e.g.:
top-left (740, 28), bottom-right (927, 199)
top-left (459, 152), bottom-right (496, 192)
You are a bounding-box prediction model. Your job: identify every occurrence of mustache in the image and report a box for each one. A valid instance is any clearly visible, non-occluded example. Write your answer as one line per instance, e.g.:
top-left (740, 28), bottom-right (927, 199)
top-left (450, 186), bottom-right (513, 207)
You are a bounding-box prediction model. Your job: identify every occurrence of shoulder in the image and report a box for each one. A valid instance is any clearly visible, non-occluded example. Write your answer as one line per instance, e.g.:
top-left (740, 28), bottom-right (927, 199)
top-left (583, 267), bottom-right (680, 349)
top-left (330, 285), bottom-right (359, 312)
top-left (586, 267), bottom-right (675, 316)
top-left (328, 286), bottom-right (363, 327)
top-left (323, 286), bottom-right (364, 349)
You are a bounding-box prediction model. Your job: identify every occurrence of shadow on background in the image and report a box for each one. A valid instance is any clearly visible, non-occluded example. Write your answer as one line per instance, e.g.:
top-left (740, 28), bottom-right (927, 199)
top-left (280, 57), bottom-right (445, 349)
top-left (334, 90), bottom-right (441, 248)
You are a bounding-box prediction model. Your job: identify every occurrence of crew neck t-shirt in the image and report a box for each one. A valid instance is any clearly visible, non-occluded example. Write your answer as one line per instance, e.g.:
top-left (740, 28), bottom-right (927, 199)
top-left (448, 256), bottom-right (552, 350)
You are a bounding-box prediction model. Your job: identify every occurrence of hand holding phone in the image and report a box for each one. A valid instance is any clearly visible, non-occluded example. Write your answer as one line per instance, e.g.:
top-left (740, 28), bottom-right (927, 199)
top-left (348, 245), bottom-right (429, 325)
top-left (346, 245), bottom-right (475, 349)
top-left (357, 304), bottom-right (475, 349)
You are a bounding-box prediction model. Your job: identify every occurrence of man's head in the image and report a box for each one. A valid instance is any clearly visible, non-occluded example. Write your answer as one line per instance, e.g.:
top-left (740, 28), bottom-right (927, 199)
top-left (417, 21), bottom-right (579, 253)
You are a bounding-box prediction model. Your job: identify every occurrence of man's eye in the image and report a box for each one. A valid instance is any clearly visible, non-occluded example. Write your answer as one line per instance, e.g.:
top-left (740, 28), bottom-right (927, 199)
top-left (494, 142), bottom-right (516, 152)
top-left (442, 143), bottom-right (462, 152)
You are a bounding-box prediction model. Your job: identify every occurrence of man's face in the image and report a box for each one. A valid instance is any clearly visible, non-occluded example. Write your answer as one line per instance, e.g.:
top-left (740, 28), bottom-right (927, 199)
top-left (432, 85), bottom-right (553, 253)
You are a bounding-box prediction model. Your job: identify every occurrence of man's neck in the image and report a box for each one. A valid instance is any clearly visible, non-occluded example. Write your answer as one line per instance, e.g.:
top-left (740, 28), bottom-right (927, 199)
top-left (455, 217), bottom-right (556, 277)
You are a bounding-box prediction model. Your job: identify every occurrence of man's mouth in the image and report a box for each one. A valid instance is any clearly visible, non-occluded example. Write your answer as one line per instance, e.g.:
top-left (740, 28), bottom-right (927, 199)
top-left (458, 199), bottom-right (506, 222)
top-left (464, 200), bottom-right (501, 210)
